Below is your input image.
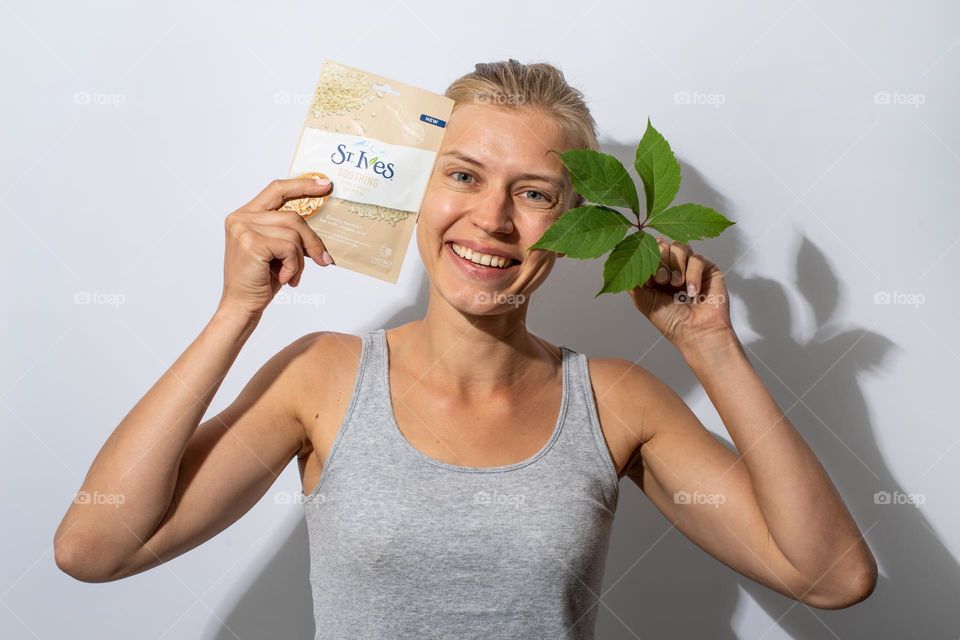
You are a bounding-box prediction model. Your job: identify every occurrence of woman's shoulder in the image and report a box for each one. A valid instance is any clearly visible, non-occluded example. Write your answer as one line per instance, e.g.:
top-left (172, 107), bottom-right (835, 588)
top-left (288, 330), bottom-right (364, 375)
top-left (580, 354), bottom-right (674, 422)
top-left (578, 351), bottom-right (656, 384)
top-left (576, 354), bottom-right (673, 474)
top-left (259, 331), bottom-right (365, 414)
top-left (282, 331), bottom-right (365, 459)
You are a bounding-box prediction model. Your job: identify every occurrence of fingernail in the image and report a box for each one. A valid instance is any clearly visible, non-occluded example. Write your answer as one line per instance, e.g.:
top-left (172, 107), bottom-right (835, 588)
top-left (687, 283), bottom-right (696, 297)
top-left (671, 270), bottom-right (682, 285)
top-left (313, 177), bottom-right (331, 187)
top-left (321, 250), bottom-right (333, 265)
top-left (656, 267), bottom-right (668, 282)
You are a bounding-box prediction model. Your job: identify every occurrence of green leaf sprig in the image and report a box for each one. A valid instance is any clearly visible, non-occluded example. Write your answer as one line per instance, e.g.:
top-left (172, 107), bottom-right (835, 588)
top-left (530, 118), bottom-right (734, 297)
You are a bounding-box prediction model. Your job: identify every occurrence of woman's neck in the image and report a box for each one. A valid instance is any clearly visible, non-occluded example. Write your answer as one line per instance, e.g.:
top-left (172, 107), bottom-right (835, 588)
top-left (388, 300), bottom-right (561, 397)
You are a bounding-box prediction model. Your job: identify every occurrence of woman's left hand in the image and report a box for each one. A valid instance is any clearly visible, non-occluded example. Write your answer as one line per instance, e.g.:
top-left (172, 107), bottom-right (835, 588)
top-left (628, 238), bottom-right (735, 352)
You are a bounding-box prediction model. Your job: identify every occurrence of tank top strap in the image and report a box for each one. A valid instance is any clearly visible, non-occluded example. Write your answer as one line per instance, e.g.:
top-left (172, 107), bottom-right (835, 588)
top-left (552, 345), bottom-right (621, 504)
top-left (350, 327), bottom-right (391, 427)
top-left (353, 327), bottom-right (412, 441)
top-left (319, 327), bottom-right (396, 448)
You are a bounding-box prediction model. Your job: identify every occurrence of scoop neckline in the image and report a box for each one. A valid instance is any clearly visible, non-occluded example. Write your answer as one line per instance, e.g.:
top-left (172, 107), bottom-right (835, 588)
top-left (377, 328), bottom-right (570, 473)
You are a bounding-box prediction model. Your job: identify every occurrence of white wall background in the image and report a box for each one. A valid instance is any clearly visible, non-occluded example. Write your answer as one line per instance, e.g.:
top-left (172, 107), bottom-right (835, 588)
top-left (3, 1), bottom-right (959, 638)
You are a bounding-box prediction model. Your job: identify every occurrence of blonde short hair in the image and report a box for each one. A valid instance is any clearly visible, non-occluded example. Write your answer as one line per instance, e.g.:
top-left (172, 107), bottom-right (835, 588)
top-left (444, 58), bottom-right (598, 209)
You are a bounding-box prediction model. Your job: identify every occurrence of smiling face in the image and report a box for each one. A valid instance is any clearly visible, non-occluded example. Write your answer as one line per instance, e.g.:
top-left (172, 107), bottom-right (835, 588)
top-left (416, 102), bottom-right (576, 316)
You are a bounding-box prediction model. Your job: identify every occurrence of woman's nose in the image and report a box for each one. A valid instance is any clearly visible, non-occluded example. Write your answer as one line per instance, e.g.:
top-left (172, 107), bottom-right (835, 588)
top-left (469, 190), bottom-right (514, 235)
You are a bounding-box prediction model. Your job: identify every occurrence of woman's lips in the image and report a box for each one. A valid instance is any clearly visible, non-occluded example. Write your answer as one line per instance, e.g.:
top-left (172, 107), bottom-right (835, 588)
top-left (444, 241), bottom-right (519, 280)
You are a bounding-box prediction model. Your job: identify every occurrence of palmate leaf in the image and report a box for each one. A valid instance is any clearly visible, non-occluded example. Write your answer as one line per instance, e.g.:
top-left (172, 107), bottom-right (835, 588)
top-left (558, 150), bottom-right (641, 215)
top-left (529, 205), bottom-right (631, 259)
top-left (646, 203), bottom-right (735, 242)
top-left (634, 119), bottom-right (681, 217)
top-left (530, 117), bottom-right (734, 297)
top-left (597, 231), bottom-right (661, 296)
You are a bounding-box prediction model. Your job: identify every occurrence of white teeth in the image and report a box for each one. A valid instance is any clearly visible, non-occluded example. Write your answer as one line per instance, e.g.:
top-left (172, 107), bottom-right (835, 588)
top-left (450, 242), bottom-right (513, 268)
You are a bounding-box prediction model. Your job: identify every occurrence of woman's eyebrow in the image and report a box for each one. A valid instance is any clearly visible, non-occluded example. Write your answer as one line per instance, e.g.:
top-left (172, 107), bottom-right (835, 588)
top-left (440, 150), bottom-right (485, 167)
top-left (515, 172), bottom-right (564, 191)
top-left (439, 150), bottom-right (565, 190)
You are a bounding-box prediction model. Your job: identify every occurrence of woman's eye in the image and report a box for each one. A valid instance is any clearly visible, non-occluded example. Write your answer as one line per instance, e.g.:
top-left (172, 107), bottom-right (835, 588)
top-left (451, 171), bottom-right (474, 184)
top-left (522, 190), bottom-right (553, 205)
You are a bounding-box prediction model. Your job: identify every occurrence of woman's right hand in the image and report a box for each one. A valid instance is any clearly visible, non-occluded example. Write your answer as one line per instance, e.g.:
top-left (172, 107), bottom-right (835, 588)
top-left (219, 175), bottom-right (334, 317)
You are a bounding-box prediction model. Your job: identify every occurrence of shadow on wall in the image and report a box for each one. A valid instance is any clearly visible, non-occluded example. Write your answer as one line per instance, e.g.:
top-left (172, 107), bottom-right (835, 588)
top-left (206, 515), bottom-right (314, 639)
top-left (209, 141), bottom-right (960, 639)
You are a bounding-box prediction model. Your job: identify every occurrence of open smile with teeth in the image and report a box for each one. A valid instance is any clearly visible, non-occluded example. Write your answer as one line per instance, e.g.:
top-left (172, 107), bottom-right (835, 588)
top-left (448, 242), bottom-right (519, 269)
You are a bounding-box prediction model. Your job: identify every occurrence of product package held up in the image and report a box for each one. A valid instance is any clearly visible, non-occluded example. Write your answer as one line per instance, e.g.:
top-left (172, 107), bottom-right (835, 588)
top-left (283, 60), bottom-right (454, 284)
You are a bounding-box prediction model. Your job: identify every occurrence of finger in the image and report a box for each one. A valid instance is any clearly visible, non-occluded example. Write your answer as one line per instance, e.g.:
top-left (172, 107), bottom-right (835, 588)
top-left (685, 255), bottom-right (706, 297)
top-left (247, 222), bottom-right (305, 283)
top-left (244, 210), bottom-right (331, 266)
top-left (654, 238), bottom-right (670, 284)
top-left (246, 220), bottom-right (303, 246)
top-left (668, 242), bottom-right (693, 287)
top-left (249, 234), bottom-right (302, 285)
top-left (240, 176), bottom-right (333, 213)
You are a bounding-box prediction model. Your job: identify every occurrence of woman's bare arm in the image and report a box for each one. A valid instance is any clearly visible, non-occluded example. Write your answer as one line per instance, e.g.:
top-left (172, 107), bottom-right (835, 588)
top-left (53, 309), bottom-right (318, 582)
top-left (622, 240), bottom-right (877, 609)
top-left (616, 334), bottom-right (877, 609)
top-left (53, 176), bottom-right (335, 582)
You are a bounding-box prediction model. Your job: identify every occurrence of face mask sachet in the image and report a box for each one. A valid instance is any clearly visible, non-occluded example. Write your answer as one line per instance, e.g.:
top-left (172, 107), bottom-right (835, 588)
top-left (282, 60), bottom-right (454, 283)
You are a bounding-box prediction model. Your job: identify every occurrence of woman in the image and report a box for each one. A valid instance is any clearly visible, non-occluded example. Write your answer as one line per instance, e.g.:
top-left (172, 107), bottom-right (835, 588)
top-left (54, 60), bottom-right (877, 637)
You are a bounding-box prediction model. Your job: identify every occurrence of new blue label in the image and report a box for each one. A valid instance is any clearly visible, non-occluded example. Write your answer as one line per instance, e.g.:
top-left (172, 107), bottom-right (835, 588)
top-left (420, 114), bottom-right (446, 128)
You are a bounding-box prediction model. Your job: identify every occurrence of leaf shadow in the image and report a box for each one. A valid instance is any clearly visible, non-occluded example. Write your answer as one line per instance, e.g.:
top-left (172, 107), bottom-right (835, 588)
top-left (551, 140), bottom-right (960, 639)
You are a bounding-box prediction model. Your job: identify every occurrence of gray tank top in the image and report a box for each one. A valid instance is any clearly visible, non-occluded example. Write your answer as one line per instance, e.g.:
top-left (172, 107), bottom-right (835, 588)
top-left (301, 328), bottom-right (620, 639)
